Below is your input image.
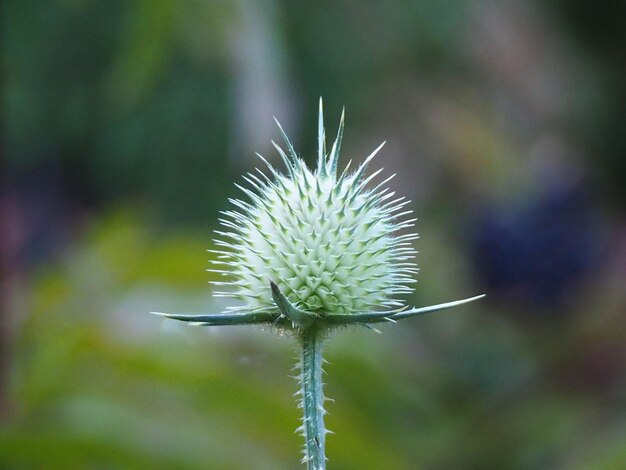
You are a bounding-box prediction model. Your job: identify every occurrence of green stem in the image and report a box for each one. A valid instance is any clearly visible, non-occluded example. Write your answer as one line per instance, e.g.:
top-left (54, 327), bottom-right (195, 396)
top-left (299, 326), bottom-right (326, 469)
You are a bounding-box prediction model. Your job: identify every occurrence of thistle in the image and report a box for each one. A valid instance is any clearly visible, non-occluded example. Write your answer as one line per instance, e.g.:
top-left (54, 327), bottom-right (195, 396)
top-left (153, 100), bottom-right (484, 469)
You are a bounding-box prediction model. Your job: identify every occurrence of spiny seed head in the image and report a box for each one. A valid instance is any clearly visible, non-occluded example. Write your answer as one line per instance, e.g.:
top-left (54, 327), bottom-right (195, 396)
top-left (212, 100), bottom-right (418, 317)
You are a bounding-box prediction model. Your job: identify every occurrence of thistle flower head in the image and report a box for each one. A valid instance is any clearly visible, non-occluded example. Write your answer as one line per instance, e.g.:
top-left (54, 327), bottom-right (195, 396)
top-left (212, 100), bottom-right (418, 318)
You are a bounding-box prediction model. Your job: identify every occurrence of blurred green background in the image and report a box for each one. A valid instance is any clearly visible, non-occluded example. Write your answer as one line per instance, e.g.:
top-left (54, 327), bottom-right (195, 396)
top-left (2, 1), bottom-right (625, 468)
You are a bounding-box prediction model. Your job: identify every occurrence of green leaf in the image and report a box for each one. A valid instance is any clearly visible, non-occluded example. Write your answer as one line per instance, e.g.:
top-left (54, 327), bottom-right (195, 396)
top-left (270, 281), bottom-right (319, 328)
top-left (150, 311), bottom-right (279, 326)
top-left (324, 294), bottom-right (486, 325)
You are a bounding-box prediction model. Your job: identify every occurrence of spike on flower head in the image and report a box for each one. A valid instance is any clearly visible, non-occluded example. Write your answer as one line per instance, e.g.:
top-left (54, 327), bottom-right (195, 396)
top-left (212, 99), bottom-right (418, 318)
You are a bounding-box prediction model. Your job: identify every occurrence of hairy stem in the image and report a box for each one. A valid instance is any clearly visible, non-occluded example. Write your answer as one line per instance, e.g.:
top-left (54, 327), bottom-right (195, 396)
top-left (299, 326), bottom-right (326, 469)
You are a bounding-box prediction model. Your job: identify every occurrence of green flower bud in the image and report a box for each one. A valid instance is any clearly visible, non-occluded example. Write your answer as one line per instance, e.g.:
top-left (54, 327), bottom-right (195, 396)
top-left (211, 100), bottom-right (418, 318)
top-left (154, 100), bottom-right (484, 470)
